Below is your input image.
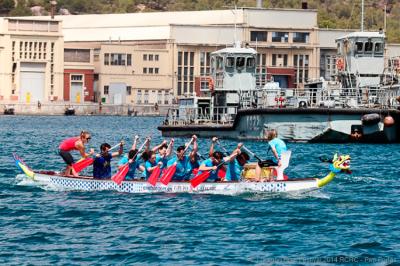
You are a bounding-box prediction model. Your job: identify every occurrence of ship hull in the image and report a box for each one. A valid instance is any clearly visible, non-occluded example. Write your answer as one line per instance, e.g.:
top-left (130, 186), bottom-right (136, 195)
top-left (17, 172), bottom-right (321, 195)
top-left (159, 108), bottom-right (400, 143)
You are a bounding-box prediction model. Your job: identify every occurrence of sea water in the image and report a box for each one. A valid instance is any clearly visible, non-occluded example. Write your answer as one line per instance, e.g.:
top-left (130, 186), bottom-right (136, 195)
top-left (0, 116), bottom-right (399, 265)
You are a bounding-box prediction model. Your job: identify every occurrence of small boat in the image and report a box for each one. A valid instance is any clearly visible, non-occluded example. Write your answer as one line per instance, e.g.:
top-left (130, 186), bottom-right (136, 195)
top-left (13, 153), bottom-right (350, 195)
top-left (3, 105), bottom-right (15, 115)
top-left (64, 106), bottom-right (75, 116)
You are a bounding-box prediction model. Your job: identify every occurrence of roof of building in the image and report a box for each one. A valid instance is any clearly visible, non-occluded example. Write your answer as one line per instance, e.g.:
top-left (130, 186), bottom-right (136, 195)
top-left (14, 8), bottom-right (317, 42)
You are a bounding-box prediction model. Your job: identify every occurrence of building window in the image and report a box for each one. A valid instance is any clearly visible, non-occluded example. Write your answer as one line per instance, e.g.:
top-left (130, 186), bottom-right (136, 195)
top-left (157, 91), bottom-right (162, 104)
top-left (294, 54), bottom-right (309, 85)
top-left (200, 52), bottom-right (211, 75)
top-left (250, 31), bottom-right (267, 42)
top-left (143, 54), bottom-right (147, 61)
top-left (272, 54), bottom-right (288, 67)
top-left (144, 90), bottom-right (149, 104)
top-left (149, 68), bottom-right (153, 74)
top-left (126, 86), bottom-right (132, 95)
top-left (110, 53), bottom-right (127, 65)
top-left (177, 51), bottom-right (195, 96)
top-left (104, 53), bottom-right (109, 65)
top-left (149, 54), bottom-right (153, 61)
top-left (104, 85), bottom-right (109, 95)
top-left (155, 68), bottom-right (159, 74)
top-left (155, 54), bottom-right (159, 61)
top-left (143, 67), bottom-right (147, 74)
top-left (293, 32), bottom-right (309, 43)
top-left (136, 90), bottom-right (142, 104)
top-left (64, 49), bottom-right (90, 63)
top-left (127, 54), bottom-right (132, 66)
top-left (71, 74), bottom-right (83, 81)
top-left (272, 32), bottom-right (289, 42)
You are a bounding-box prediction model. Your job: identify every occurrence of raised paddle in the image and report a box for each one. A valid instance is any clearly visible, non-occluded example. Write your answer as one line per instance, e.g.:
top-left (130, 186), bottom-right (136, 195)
top-left (216, 140), bottom-right (229, 156)
top-left (72, 142), bottom-right (122, 173)
top-left (160, 137), bottom-right (194, 185)
top-left (190, 161), bottom-right (225, 188)
top-left (147, 140), bottom-right (173, 186)
top-left (112, 138), bottom-right (148, 185)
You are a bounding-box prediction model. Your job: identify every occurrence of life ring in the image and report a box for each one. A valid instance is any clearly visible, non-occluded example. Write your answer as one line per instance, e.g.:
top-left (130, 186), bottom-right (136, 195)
top-left (336, 58), bottom-right (345, 71)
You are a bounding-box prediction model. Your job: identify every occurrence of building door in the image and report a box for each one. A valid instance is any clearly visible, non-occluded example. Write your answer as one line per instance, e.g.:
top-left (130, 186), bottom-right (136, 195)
top-left (109, 82), bottom-right (126, 105)
top-left (70, 74), bottom-right (84, 103)
top-left (272, 75), bottom-right (289, 88)
top-left (20, 63), bottom-right (45, 103)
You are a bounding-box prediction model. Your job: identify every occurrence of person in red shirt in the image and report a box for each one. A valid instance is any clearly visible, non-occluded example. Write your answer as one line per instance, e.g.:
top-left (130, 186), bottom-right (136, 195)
top-left (58, 130), bottom-right (94, 176)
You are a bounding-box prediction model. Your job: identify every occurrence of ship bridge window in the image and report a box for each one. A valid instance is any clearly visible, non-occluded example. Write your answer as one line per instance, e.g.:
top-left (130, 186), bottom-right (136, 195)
top-left (365, 41), bottom-right (373, 54)
top-left (374, 42), bottom-right (383, 54)
top-left (226, 57), bottom-right (235, 67)
top-left (246, 57), bottom-right (255, 72)
top-left (355, 42), bottom-right (363, 53)
top-left (236, 57), bottom-right (245, 69)
top-left (216, 56), bottom-right (223, 71)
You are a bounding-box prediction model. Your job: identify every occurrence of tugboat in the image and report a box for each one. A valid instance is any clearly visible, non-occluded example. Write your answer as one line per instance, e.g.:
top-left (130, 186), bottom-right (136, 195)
top-left (158, 32), bottom-right (400, 143)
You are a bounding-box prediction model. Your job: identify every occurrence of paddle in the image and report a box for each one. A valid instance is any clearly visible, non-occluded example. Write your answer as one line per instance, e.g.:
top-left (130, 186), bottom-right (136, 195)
top-left (160, 137), bottom-right (194, 185)
top-left (216, 140), bottom-right (229, 156)
top-left (242, 145), bottom-right (265, 163)
top-left (73, 142), bottom-right (122, 173)
top-left (112, 138), bottom-right (148, 185)
top-left (191, 161), bottom-right (225, 188)
top-left (147, 140), bottom-right (173, 186)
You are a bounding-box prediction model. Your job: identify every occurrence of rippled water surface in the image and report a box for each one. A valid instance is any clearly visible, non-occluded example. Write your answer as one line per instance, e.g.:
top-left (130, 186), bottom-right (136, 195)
top-left (0, 116), bottom-right (399, 265)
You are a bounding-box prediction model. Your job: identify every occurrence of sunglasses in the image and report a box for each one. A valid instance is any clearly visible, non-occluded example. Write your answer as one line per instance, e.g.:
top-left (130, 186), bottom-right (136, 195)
top-left (86, 137), bottom-right (91, 141)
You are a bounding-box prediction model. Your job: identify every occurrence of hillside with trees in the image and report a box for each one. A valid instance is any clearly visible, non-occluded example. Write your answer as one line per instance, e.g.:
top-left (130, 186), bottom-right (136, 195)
top-left (1, 0), bottom-right (399, 42)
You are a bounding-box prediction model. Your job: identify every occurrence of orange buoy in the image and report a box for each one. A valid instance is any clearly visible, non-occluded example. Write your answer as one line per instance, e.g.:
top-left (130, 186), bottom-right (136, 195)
top-left (383, 116), bottom-right (395, 127)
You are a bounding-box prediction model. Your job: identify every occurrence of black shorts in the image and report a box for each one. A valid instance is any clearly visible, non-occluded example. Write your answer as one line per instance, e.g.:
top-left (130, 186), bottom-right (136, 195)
top-left (258, 159), bottom-right (278, 167)
top-left (59, 149), bottom-right (74, 166)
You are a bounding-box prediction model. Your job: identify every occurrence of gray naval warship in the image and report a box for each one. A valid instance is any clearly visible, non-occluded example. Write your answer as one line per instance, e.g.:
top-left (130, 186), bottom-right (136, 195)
top-left (158, 32), bottom-right (400, 143)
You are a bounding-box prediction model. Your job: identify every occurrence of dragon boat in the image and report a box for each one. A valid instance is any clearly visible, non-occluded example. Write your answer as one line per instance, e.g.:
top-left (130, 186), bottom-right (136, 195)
top-left (13, 153), bottom-right (350, 195)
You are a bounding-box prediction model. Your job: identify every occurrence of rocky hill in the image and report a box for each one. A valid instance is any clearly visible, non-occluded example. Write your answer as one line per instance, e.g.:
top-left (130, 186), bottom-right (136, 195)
top-left (1, 0), bottom-right (399, 42)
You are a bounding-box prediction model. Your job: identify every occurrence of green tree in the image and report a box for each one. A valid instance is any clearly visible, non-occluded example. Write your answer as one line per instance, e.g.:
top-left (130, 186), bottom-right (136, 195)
top-left (0, 0), bottom-right (15, 13)
top-left (9, 2), bottom-right (32, 16)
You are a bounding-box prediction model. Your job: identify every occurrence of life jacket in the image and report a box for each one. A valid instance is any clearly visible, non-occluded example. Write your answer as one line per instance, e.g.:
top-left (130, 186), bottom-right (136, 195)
top-left (59, 137), bottom-right (79, 151)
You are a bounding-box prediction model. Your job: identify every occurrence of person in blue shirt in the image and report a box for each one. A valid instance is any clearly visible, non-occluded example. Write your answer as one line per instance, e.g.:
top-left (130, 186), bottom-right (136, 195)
top-left (197, 151), bottom-right (224, 182)
top-left (224, 143), bottom-right (250, 182)
top-left (255, 129), bottom-right (287, 180)
top-left (152, 139), bottom-right (174, 170)
top-left (118, 135), bottom-right (147, 180)
top-left (167, 135), bottom-right (198, 181)
top-left (144, 151), bottom-right (163, 180)
top-left (93, 142), bottom-right (123, 179)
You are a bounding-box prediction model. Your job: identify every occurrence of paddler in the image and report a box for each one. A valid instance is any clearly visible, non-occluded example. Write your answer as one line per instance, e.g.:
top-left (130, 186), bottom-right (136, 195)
top-left (166, 135), bottom-right (198, 181)
top-left (196, 151), bottom-right (224, 182)
top-left (117, 135), bottom-right (147, 180)
top-left (223, 143), bottom-right (250, 182)
top-left (144, 151), bottom-right (163, 180)
top-left (256, 128), bottom-right (287, 180)
top-left (93, 142), bottom-right (124, 179)
top-left (152, 138), bottom-right (174, 170)
top-left (58, 130), bottom-right (94, 176)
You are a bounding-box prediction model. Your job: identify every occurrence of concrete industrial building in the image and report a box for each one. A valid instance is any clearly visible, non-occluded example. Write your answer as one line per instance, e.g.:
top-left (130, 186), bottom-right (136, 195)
top-left (1, 8), bottom-right (399, 114)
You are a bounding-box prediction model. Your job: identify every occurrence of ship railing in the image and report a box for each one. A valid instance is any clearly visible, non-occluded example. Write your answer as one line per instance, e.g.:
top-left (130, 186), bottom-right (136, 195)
top-left (164, 106), bottom-right (237, 125)
top-left (254, 86), bottom-right (393, 109)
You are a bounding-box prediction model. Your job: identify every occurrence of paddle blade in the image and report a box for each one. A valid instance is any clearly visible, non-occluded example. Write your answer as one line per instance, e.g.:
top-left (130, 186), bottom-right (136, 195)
top-left (192, 168), bottom-right (199, 175)
top-left (160, 165), bottom-right (177, 185)
top-left (218, 167), bottom-right (226, 179)
top-left (147, 166), bottom-right (161, 186)
top-left (72, 157), bottom-right (94, 173)
top-left (112, 164), bottom-right (129, 185)
top-left (190, 171), bottom-right (210, 188)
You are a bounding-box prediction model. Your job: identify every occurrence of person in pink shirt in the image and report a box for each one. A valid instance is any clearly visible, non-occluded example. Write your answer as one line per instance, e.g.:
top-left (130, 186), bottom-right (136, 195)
top-left (58, 130), bottom-right (94, 176)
